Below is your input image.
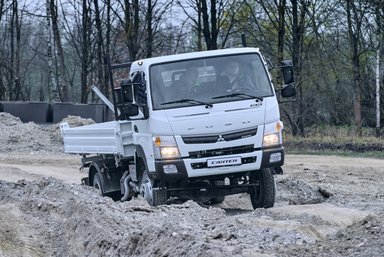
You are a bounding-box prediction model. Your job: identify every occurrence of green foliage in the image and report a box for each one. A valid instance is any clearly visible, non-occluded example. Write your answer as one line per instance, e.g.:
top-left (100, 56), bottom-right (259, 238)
top-left (284, 125), bottom-right (384, 159)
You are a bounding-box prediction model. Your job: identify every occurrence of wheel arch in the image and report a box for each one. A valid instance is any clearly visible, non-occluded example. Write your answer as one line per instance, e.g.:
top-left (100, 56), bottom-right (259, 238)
top-left (88, 161), bottom-right (101, 187)
top-left (87, 159), bottom-right (121, 194)
top-left (135, 146), bottom-right (149, 181)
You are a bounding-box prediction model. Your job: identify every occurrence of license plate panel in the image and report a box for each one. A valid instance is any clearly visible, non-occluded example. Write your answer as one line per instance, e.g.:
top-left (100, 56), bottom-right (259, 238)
top-left (207, 156), bottom-right (241, 167)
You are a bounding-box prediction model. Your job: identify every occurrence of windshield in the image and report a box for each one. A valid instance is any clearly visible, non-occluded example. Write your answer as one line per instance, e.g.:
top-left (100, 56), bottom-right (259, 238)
top-left (150, 53), bottom-right (273, 110)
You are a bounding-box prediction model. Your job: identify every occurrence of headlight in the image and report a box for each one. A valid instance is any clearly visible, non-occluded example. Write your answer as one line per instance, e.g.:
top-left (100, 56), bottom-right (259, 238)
top-left (263, 132), bottom-right (280, 146)
top-left (263, 121), bottom-right (283, 147)
top-left (153, 135), bottom-right (180, 159)
top-left (160, 147), bottom-right (180, 159)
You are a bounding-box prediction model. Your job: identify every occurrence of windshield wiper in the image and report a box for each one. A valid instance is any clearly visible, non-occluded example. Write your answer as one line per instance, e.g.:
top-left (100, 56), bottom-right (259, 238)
top-left (212, 93), bottom-right (263, 101)
top-left (161, 99), bottom-right (213, 108)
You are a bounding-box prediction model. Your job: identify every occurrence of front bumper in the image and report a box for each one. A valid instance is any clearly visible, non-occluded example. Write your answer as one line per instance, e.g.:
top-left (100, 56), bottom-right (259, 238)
top-left (152, 146), bottom-right (284, 181)
top-left (153, 159), bottom-right (188, 181)
top-left (260, 146), bottom-right (284, 169)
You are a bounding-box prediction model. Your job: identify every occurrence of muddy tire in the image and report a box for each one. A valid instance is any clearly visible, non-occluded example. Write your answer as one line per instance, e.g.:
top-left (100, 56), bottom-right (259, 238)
top-left (106, 191), bottom-right (122, 202)
top-left (93, 173), bottom-right (105, 196)
top-left (209, 196), bottom-right (225, 204)
top-left (249, 168), bottom-right (275, 209)
top-left (152, 188), bottom-right (168, 206)
top-left (207, 180), bottom-right (225, 204)
top-left (140, 171), bottom-right (168, 206)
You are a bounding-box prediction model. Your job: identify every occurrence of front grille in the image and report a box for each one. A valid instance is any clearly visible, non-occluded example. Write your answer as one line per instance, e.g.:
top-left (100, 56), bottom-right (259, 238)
top-left (182, 128), bottom-right (257, 144)
top-left (189, 144), bottom-right (254, 159)
top-left (191, 156), bottom-right (256, 169)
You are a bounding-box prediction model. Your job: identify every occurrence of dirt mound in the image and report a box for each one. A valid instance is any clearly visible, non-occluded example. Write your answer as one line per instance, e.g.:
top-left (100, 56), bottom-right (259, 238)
top-left (0, 113), bottom-right (61, 153)
top-left (49, 115), bottom-right (95, 144)
top-left (0, 177), bottom-right (351, 257)
top-left (276, 214), bottom-right (384, 257)
top-left (0, 113), bottom-right (95, 153)
top-left (276, 176), bottom-right (328, 205)
top-left (59, 115), bottom-right (95, 127)
top-left (0, 178), bottom-right (234, 256)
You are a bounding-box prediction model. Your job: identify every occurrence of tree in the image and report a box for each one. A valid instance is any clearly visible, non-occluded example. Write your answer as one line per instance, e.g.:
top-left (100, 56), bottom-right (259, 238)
top-left (277, 0), bottom-right (286, 67)
top-left (144, 0), bottom-right (173, 57)
top-left (178, 0), bottom-right (239, 50)
top-left (291, 0), bottom-right (310, 136)
top-left (346, 0), bottom-right (364, 136)
top-left (46, 0), bottom-right (60, 102)
top-left (0, 0), bottom-right (4, 22)
top-left (119, 0), bottom-right (141, 61)
top-left (49, 0), bottom-right (71, 102)
top-left (80, 0), bottom-right (91, 103)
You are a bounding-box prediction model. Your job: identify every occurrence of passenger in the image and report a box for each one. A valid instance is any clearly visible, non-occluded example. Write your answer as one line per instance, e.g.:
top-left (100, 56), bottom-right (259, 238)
top-left (169, 64), bottom-right (200, 99)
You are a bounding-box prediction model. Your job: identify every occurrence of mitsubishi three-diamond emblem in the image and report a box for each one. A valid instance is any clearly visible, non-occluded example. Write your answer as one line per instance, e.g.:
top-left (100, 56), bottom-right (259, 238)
top-left (217, 134), bottom-right (225, 142)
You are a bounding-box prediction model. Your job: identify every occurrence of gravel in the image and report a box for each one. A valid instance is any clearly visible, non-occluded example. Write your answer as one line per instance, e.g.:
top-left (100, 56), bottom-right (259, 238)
top-left (1, 112), bottom-right (383, 256)
top-left (0, 113), bottom-right (94, 153)
top-left (0, 177), bottom-right (331, 257)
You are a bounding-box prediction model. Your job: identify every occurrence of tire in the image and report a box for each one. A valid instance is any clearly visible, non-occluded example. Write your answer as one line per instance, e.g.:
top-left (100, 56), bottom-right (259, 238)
top-left (93, 173), bottom-right (121, 201)
top-left (140, 170), bottom-right (168, 206)
top-left (152, 188), bottom-right (168, 206)
top-left (106, 191), bottom-right (122, 202)
top-left (249, 168), bottom-right (275, 209)
top-left (93, 173), bottom-right (105, 196)
top-left (209, 196), bottom-right (225, 204)
top-left (203, 180), bottom-right (225, 205)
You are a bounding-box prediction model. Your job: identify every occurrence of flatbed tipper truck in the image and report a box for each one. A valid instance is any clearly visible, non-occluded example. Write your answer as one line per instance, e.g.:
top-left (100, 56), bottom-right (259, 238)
top-left (61, 47), bottom-right (295, 208)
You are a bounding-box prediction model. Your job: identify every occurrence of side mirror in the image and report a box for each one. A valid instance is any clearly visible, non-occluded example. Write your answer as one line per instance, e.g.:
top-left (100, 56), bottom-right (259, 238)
top-left (116, 72), bottom-right (149, 120)
top-left (281, 83), bottom-right (296, 98)
top-left (120, 80), bottom-right (134, 103)
top-left (120, 103), bottom-right (139, 119)
top-left (281, 60), bottom-right (294, 85)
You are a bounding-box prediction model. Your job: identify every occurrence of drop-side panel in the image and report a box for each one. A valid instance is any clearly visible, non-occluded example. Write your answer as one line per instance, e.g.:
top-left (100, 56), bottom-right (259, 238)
top-left (60, 121), bottom-right (134, 157)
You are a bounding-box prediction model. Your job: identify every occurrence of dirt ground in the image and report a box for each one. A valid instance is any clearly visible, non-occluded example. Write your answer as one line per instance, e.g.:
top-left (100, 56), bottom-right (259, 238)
top-left (1, 152), bottom-right (383, 257)
top-left (1, 113), bottom-right (383, 256)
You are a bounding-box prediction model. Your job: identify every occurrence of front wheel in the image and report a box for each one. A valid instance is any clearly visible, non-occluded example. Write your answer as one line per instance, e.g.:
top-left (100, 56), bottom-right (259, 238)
top-left (205, 180), bottom-right (225, 205)
top-left (140, 171), bottom-right (168, 206)
top-left (249, 168), bottom-right (275, 209)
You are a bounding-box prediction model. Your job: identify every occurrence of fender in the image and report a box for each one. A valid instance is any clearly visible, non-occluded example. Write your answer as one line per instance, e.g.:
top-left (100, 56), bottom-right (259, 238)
top-left (88, 158), bottom-right (122, 194)
top-left (134, 146), bottom-right (148, 181)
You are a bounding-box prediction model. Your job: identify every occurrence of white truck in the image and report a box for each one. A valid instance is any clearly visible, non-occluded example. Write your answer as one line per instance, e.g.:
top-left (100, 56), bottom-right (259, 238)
top-left (60, 47), bottom-right (295, 209)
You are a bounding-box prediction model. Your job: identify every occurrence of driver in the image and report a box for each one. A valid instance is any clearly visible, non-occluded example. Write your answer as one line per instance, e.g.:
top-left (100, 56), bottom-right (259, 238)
top-left (222, 60), bottom-right (254, 91)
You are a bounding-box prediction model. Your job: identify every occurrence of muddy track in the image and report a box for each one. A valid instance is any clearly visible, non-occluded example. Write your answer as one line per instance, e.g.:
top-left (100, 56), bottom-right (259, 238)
top-left (0, 153), bottom-right (383, 256)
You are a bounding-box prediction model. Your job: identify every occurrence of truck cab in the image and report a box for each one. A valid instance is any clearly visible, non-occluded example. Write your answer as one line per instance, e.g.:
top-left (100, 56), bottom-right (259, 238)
top-left (61, 47), bottom-right (295, 209)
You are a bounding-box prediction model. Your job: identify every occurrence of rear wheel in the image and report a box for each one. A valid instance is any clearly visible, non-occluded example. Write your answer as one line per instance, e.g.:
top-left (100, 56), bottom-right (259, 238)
top-left (249, 168), bottom-right (275, 209)
top-left (209, 196), bottom-right (225, 204)
top-left (106, 191), bottom-right (122, 201)
top-left (93, 173), bottom-right (121, 201)
top-left (93, 173), bottom-right (105, 196)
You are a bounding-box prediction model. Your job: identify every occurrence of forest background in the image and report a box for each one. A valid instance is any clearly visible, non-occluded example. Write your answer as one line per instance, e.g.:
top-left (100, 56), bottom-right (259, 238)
top-left (0, 0), bottom-right (383, 142)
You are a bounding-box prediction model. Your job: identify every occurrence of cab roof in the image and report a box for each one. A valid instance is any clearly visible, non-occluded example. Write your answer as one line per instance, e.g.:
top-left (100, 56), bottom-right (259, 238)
top-left (131, 47), bottom-right (261, 70)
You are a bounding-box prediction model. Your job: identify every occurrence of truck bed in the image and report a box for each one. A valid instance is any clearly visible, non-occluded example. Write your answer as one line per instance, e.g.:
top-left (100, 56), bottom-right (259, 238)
top-left (60, 121), bottom-right (134, 157)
